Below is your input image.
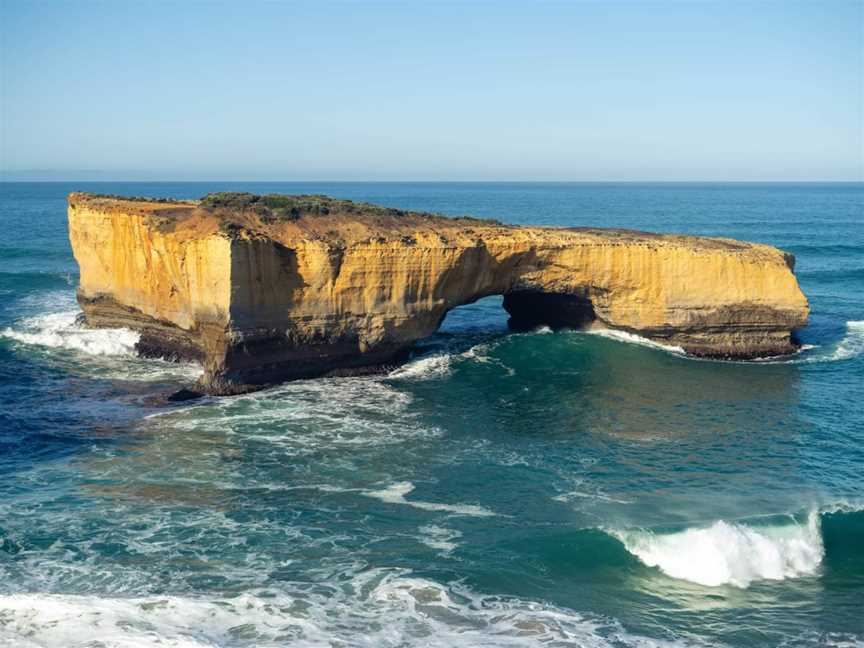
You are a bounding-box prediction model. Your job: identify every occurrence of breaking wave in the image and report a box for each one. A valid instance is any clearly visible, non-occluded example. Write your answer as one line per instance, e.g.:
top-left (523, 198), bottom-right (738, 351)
top-left (820, 320), bottom-right (864, 362)
top-left (609, 512), bottom-right (825, 588)
top-left (0, 292), bottom-right (202, 382)
top-left (1, 310), bottom-right (139, 357)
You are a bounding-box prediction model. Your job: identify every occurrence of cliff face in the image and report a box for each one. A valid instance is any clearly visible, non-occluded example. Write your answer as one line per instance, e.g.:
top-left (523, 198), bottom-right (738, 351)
top-left (68, 193), bottom-right (809, 394)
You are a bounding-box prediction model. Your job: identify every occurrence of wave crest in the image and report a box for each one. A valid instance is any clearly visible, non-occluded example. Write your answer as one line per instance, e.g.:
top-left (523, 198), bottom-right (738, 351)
top-left (609, 512), bottom-right (823, 588)
top-left (823, 320), bottom-right (864, 362)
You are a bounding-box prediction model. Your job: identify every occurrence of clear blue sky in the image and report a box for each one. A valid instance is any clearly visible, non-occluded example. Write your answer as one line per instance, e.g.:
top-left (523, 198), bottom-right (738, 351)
top-left (1, 1), bottom-right (861, 181)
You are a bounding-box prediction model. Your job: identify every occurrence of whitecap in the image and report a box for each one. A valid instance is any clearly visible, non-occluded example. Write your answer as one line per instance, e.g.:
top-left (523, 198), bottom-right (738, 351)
top-left (610, 512), bottom-right (823, 588)
top-left (362, 481), bottom-right (497, 517)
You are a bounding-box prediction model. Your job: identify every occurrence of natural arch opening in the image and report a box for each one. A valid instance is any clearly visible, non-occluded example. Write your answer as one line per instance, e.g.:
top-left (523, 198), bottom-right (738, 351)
top-left (437, 295), bottom-right (510, 336)
top-left (502, 291), bottom-right (597, 332)
top-left (434, 290), bottom-right (598, 339)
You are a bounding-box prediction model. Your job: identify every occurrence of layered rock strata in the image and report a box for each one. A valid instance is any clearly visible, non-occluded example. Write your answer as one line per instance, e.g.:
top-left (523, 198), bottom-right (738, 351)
top-left (68, 192), bottom-right (809, 394)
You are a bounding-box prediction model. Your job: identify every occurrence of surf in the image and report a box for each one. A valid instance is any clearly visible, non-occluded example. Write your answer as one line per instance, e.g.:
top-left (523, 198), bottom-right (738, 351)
top-left (0, 570), bottom-right (689, 648)
top-left (604, 509), bottom-right (864, 588)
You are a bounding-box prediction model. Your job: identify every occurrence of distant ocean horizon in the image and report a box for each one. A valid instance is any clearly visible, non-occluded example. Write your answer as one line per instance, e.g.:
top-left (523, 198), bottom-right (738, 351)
top-left (3, 176), bottom-right (863, 184)
top-left (1, 180), bottom-right (862, 647)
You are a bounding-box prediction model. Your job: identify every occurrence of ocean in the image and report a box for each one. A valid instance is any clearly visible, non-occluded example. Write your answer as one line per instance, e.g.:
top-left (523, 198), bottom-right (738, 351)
top-left (0, 181), bottom-right (862, 647)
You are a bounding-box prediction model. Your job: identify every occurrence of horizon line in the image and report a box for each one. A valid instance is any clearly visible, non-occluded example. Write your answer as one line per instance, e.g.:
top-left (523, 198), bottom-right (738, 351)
top-left (2, 178), bottom-right (862, 184)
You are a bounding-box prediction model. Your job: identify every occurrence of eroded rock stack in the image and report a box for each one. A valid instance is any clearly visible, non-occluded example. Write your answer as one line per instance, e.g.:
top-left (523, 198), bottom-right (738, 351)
top-left (68, 192), bottom-right (809, 394)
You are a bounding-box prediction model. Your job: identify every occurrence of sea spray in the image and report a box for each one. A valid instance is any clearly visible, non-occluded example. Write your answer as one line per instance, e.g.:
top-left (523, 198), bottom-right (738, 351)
top-left (610, 512), bottom-right (824, 588)
top-left (1, 310), bottom-right (139, 356)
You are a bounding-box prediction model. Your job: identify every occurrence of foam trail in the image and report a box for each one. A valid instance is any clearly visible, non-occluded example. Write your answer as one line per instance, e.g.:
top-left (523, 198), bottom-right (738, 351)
top-left (589, 321), bottom-right (864, 365)
top-left (746, 321), bottom-right (864, 365)
top-left (419, 524), bottom-right (462, 555)
top-left (553, 490), bottom-right (634, 505)
top-left (1, 310), bottom-right (139, 356)
top-left (586, 329), bottom-right (685, 355)
top-left (388, 354), bottom-right (452, 380)
top-left (610, 512), bottom-right (823, 588)
top-left (363, 481), bottom-right (497, 517)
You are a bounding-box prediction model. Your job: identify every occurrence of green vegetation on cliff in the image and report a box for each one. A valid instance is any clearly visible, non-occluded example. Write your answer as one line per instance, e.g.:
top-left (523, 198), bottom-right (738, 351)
top-left (74, 192), bottom-right (502, 234)
top-left (199, 192), bottom-right (413, 222)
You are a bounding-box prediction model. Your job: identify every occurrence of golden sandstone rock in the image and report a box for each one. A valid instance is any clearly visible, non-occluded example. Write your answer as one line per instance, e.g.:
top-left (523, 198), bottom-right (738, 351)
top-left (68, 192), bottom-right (809, 395)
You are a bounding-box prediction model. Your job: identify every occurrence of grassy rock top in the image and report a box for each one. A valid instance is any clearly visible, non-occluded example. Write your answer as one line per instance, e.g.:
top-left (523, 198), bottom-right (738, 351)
top-left (199, 192), bottom-right (423, 222)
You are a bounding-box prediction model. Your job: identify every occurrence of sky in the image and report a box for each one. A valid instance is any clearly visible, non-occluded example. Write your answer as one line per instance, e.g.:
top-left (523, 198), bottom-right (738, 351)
top-left (1, 1), bottom-right (862, 181)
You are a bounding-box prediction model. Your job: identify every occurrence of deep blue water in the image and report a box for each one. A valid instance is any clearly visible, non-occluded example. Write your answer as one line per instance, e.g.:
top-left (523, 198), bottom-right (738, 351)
top-left (0, 182), bottom-right (862, 647)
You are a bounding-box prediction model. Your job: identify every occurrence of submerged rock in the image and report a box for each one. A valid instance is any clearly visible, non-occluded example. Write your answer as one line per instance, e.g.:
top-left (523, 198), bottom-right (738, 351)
top-left (68, 192), bottom-right (809, 395)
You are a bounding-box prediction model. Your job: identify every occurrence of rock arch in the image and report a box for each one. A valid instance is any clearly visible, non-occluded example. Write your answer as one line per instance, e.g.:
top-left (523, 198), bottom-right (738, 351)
top-left (68, 193), bottom-right (809, 395)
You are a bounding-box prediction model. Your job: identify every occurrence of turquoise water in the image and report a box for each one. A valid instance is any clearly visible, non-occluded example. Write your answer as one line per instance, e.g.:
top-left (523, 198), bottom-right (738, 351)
top-left (0, 182), bottom-right (862, 647)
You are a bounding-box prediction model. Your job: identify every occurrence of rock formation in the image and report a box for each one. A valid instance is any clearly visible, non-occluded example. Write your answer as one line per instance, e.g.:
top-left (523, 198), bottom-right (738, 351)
top-left (68, 192), bottom-right (809, 394)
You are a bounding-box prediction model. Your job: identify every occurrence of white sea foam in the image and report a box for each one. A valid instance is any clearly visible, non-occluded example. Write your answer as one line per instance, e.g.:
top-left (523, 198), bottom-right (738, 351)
top-left (783, 632), bottom-right (864, 648)
top-left (822, 320), bottom-right (864, 362)
top-left (819, 499), bottom-right (864, 515)
top-left (588, 321), bottom-right (864, 365)
top-left (147, 377), bottom-right (438, 456)
top-left (611, 512), bottom-right (823, 588)
top-left (1, 310), bottom-right (139, 356)
top-left (738, 321), bottom-right (864, 365)
top-left (553, 490), bottom-right (634, 505)
top-left (1, 294), bottom-right (203, 381)
top-left (388, 337), bottom-right (517, 381)
top-left (460, 341), bottom-right (516, 375)
top-left (387, 353), bottom-right (452, 379)
top-left (419, 524), bottom-right (462, 555)
top-left (363, 481), bottom-right (497, 517)
top-left (0, 571), bottom-right (693, 648)
top-left (586, 329), bottom-right (686, 355)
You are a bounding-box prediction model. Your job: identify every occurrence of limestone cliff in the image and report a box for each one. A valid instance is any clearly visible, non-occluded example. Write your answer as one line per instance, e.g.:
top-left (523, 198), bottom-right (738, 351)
top-left (68, 192), bottom-right (809, 394)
